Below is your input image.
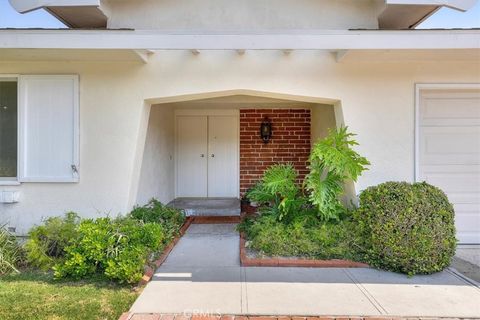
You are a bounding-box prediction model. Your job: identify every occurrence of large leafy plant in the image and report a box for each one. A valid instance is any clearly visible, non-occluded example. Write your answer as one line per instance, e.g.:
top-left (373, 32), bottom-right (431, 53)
top-left (247, 164), bottom-right (308, 221)
top-left (305, 126), bottom-right (369, 221)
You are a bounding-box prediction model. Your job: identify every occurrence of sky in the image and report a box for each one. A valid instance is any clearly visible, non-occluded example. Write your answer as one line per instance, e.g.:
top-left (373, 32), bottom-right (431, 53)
top-left (0, 0), bottom-right (479, 29)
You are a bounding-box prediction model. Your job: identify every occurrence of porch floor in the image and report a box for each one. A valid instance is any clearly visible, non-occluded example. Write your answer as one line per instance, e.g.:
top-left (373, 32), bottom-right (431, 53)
top-left (168, 198), bottom-right (241, 216)
top-left (130, 223), bottom-right (480, 318)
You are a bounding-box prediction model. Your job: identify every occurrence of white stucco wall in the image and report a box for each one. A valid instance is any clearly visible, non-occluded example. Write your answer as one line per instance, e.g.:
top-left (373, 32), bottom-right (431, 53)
top-left (0, 50), bottom-right (479, 234)
top-left (311, 104), bottom-right (336, 144)
top-left (105, 0), bottom-right (379, 30)
top-left (135, 105), bottom-right (175, 206)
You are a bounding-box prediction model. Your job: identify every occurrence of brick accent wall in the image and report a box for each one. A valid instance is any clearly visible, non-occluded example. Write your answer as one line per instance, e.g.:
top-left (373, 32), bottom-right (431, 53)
top-left (240, 109), bottom-right (311, 195)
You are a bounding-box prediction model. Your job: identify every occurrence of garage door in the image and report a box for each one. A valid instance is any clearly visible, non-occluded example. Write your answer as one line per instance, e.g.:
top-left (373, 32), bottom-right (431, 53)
top-left (418, 88), bottom-right (480, 244)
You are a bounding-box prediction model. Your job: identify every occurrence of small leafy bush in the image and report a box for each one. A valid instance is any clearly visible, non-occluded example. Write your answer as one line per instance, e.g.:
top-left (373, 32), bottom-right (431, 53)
top-left (353, 181), bottom-right (457, 275)
top-left (0, 224), bottom-right (23, 274)
top-left (247, 164), bottom-right (312, 222)
top-left (130, 199), bottom-right (185, 239)
top-left (54, 217), bottom-right (164, 284)
top-left (239, 215), bottom-right (356, 260)
top-left (25, 212), bottom-right (80, 270)
top-left (305, 127), bottom-right (369, 221)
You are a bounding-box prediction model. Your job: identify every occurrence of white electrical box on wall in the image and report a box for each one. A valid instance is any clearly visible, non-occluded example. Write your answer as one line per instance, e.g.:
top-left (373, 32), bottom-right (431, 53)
top-left (0, 191), bottom-right (20, 203)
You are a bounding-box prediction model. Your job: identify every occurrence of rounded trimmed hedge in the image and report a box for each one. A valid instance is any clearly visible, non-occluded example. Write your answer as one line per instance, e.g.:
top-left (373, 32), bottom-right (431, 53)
top-left (353, 181), bottom-right (456, 275)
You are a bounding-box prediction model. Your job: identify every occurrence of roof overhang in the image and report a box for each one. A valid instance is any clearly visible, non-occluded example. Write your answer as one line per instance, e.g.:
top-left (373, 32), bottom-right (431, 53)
top-left (385, 0), bottom-right (477, 11)
top-left (8, 0), bottom-right (107, 28)
top-left (0, 29), bottom-right (478, 50)
top-left (8, 0), bottom-right (480, 30)
top-left (380, 0), bottom-right (478, 29)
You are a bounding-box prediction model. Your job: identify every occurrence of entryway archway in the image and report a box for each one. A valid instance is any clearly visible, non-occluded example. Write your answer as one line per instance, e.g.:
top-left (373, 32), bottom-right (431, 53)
top-left (134, 89), bottom-right (344, 215)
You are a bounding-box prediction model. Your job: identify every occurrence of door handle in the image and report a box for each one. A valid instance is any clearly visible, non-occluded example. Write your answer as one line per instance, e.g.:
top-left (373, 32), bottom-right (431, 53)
top-left (211, 154), bottom-right (215, 158)
top-left (200, 154), bottom-right (205, 158)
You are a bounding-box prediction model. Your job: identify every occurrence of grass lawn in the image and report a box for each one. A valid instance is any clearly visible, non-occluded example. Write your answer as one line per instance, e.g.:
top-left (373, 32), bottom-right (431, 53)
top-left (0, 271), bottom-right (139, 320)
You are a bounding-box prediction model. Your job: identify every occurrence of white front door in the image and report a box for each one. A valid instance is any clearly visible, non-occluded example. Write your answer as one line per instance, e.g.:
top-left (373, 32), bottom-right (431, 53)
top-left (176, 113), bottom-right (239, 198)
top-left (418, 87), bottom-right (480, 244)
top-left (208, 116), bottom-right (239, 197)
top-left (176, 116), bottom-right (208, 197)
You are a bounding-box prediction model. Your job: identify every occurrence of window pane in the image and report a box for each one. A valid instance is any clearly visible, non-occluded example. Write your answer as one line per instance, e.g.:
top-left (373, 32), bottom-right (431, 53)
top-left (0, 80), bottom-right (17, 178)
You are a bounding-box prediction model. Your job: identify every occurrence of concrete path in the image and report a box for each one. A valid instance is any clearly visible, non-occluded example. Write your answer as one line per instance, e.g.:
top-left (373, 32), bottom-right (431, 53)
top-left (130, 224), bottom-right (480, 318)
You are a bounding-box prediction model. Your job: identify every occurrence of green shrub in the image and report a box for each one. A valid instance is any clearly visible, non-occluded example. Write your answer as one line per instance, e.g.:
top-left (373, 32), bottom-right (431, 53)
top-left (353, 181), bottom-right (457, 275)
top-left (247, 164), bottom-right (312, 222)
top-left (239, 215), bottom-right (357, 260)
top-left (54, 217), bottom-right (164, 284)
top-left (305, 127), bottom-right (369, 221)
top-left (25, 212), bottom-right (80, 270)
top-left (0, 224), bottom-right (23, 274)
top-left (129, 199), bottom-right (185, 239)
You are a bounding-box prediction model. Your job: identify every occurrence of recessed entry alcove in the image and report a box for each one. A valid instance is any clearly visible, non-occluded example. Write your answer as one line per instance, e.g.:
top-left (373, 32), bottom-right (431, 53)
top-left (135, 91), bottom-right (343, 216)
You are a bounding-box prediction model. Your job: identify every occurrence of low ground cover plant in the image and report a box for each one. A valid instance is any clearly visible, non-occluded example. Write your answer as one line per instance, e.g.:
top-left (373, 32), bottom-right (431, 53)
top-left (18, 199), bottom-right (185, 284)
top-left (353, 181), bottom-right (457, 275)
top-left (26, 212), bottom-right (80, 270)
top-left (53, 200), bottom-right (185, 283)
top-left (130, 198), bottom-right (185, 239)
top-left (239, 214), bottom-right (358, 260)
top-left (54, 216), bottom-right (164, 283)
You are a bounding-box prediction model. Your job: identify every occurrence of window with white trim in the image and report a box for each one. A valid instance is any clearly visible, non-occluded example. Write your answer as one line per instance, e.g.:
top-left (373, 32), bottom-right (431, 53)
top-left (0, 78), bottom-right (18, 181)
top-left (0, 75), bottom-right (79, 183)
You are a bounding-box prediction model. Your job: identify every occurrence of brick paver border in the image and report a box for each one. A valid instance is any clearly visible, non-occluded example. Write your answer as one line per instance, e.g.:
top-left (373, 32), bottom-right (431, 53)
top-left (120, 313), bottom-right (479, 320)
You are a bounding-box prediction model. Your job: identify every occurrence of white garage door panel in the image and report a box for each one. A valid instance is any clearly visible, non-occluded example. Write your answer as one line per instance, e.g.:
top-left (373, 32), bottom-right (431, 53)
top-left (422, 174), bottom-right (480, 194)
top-left (418, 87), bottom-right (480, 244)
top-left (422, 97), bottom-right (480, 118)
top-left (421, 91), bottom-right (480, 126)
top-left (420, 127), bottom-right (480, 165)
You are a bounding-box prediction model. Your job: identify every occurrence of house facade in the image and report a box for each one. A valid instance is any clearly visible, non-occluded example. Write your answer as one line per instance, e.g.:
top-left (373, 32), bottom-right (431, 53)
top-left (0, 0), bottom-right (479, 243)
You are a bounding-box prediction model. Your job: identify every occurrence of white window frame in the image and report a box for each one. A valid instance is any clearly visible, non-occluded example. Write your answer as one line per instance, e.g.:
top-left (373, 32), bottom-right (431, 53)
top-left (0, 74), bottom-right (20, 186)
top-left (17, 74), bottom-right (80, 183)
top-left (414, 83), bottom-right (480, 183)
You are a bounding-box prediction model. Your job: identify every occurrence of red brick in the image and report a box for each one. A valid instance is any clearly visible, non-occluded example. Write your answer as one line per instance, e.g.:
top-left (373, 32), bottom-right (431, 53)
top-left (119, 313), bottom-right (132, 320)
top-left (239, 108), bottom-right (311, 194)
top-left (130, 314), bottom-right (161, 320)
top-left (191, 316), bottom-right (219, 320)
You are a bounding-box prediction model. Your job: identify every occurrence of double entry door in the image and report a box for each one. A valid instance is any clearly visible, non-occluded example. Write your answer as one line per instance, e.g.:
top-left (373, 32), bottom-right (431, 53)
top-left (176, 113), bottom-right (239, 198)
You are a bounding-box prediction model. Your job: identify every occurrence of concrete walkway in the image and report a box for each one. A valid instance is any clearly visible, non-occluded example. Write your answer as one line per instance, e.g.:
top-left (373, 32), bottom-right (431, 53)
top-left (130, 224), bottom-right (480, 318)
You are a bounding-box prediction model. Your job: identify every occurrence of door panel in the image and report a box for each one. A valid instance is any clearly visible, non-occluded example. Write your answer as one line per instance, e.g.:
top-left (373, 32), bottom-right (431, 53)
top-left (208, 116), bottom-right (239, 197)
top-left (176, 116), bottom-right (208, 197)
top-left (418, 89), bottom-right (480, 244)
